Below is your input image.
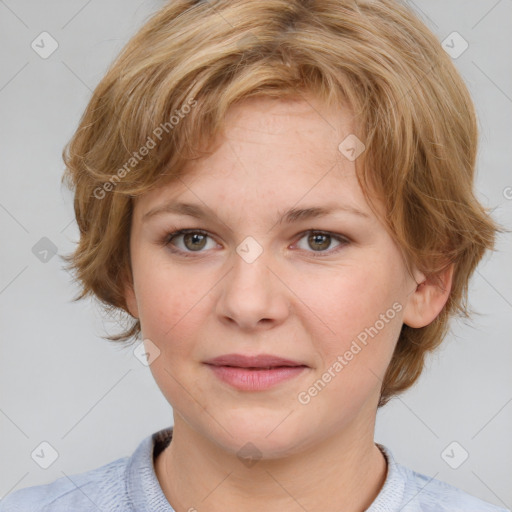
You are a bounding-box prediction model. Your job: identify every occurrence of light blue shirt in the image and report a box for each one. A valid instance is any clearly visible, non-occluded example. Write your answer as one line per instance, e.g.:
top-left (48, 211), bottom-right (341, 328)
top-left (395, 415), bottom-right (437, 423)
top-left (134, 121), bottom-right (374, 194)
top-left (1, 427), bottom-right (509, 511)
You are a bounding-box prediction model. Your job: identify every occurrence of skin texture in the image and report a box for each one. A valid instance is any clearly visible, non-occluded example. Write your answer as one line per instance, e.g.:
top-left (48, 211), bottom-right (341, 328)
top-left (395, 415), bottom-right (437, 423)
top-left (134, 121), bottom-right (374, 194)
top-left (124, 94), bottom-right (453, 512)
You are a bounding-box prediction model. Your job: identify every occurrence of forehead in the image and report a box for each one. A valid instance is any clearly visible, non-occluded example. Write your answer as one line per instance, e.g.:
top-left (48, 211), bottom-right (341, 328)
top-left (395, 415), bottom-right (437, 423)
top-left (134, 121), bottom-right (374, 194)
top-left (134, 95), bottom-right (373, 220)
top-left (221, 95), bottom-right (356, 149)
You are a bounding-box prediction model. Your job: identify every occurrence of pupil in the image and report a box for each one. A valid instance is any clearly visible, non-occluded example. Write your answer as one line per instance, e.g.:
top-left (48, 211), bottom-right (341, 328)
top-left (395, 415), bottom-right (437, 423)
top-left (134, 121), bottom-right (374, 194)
top-left (310, 233), bottom-right (329, 251)
top-left (185, 233), bottom-right (206, 251)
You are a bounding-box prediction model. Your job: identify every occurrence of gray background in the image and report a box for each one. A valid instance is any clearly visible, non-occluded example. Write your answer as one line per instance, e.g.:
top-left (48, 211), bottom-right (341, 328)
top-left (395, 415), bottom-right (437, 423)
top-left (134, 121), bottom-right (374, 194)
top-left (1, 0), bottom-right (511, 508)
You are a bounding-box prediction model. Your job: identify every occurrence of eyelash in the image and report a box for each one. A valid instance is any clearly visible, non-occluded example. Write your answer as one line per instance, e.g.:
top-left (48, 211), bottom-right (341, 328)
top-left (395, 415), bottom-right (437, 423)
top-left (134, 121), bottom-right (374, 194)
top-left (159, 228), bottom-right (350, 259)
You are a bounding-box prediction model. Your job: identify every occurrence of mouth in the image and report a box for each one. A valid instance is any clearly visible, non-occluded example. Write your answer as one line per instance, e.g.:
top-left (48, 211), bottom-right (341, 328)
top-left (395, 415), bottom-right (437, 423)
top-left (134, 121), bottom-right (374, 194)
top-left (204, 353), bottom-right (309, 391)
top-left (204, 353), bottom-right (308, 368)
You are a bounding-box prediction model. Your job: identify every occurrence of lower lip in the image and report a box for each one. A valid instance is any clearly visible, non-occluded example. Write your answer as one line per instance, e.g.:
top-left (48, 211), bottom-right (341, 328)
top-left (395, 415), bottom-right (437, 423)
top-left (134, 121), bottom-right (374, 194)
top-left (206, 365), bottom-right (307, 391)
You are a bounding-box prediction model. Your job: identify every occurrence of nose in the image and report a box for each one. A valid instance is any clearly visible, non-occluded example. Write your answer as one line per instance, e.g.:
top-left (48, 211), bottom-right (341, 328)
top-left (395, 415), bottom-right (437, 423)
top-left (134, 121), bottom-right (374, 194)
top-left (215, 246), bottom-right (291, 331)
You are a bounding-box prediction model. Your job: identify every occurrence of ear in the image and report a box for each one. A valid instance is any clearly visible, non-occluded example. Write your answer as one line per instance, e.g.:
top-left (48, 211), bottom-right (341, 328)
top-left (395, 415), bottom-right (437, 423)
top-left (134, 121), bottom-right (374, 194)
top-left (402, 263), bottom-right (454, 328)
top-left (123, 280), bottom-right (140, 319)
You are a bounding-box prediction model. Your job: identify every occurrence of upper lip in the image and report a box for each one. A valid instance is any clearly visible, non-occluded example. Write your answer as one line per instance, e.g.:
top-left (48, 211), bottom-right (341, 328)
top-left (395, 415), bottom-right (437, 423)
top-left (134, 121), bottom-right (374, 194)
top-left (204, 353), bottom-right (308, 368)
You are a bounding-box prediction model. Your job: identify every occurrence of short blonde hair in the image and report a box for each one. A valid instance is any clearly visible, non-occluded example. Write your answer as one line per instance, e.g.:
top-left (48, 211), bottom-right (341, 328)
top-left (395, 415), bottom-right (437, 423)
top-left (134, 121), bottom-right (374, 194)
top-left (61, 0), bottom-right (503, 407)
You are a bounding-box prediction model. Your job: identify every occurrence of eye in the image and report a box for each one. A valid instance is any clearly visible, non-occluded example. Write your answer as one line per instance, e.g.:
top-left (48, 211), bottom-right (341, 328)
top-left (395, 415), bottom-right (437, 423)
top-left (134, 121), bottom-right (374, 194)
top-left (293, 230), bottom-right (349, 257)
top-left (160, 229), bottom-right (350, 258)
top-left (163, 229), bottom-right (218, 256)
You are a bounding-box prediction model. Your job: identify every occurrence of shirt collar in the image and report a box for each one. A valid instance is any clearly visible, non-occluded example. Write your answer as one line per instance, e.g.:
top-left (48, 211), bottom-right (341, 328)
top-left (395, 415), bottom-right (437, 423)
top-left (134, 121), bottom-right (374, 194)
top-left (126, 427), bottom-right (175, 512)
top-left (366, 442), bottom-right (407, 511)
top-left (125, 428), bottom-right (406, 512)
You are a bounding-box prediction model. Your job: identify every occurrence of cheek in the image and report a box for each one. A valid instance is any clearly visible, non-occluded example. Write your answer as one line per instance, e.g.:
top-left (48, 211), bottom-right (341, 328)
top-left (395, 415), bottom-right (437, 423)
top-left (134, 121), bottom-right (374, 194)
top-left (298, 261), bottom-right (404, 368)
top-left (134, 265), bottom-right (208, 409)
top-left (133, 255), bottom-right (206, 343)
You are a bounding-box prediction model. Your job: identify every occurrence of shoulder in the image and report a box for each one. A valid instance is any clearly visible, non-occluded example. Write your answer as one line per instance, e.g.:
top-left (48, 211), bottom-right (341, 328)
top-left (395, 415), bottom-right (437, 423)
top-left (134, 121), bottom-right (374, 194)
top-left (374, 443), bottom-right (510, 512)
top-left (397, 462), bottom-right (510, 512)
top-left (0, 456), bottom-right (130, 512)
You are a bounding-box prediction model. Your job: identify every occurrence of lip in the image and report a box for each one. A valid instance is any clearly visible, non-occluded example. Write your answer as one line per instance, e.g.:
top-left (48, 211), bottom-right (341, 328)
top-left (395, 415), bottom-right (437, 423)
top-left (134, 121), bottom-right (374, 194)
top-left (204, 353), bottom-right (309, 391)
top-left (204, 353), bottom-right (307, 368)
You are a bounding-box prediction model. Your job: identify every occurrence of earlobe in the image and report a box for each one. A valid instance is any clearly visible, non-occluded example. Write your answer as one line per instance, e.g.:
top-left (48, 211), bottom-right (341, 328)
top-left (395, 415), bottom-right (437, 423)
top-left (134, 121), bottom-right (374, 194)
top-left (402, 263), bottom-right (454, 328)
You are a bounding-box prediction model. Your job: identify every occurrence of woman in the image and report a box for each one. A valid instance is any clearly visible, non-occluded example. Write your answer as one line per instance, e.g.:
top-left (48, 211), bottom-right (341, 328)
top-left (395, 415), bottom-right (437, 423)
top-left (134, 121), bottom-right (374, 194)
top-left (1, 0), bottom-right (507, 510)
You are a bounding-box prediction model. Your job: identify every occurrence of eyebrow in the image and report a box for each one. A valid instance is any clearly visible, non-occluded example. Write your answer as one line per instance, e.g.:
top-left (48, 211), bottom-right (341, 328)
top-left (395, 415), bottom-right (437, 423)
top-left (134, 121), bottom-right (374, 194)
top-left (142, 200), bottom-right (370, 225)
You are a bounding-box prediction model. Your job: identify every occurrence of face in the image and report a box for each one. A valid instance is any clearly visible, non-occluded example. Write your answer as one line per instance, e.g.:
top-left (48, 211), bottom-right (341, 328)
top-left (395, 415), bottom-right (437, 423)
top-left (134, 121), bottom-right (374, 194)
top-left (125, 95), bottom-right (425, 459)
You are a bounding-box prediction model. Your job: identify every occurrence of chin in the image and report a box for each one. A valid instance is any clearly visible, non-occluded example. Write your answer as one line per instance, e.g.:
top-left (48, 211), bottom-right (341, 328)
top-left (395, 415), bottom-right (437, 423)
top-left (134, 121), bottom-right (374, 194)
top-left (209, 412), bottom-right (316, 461)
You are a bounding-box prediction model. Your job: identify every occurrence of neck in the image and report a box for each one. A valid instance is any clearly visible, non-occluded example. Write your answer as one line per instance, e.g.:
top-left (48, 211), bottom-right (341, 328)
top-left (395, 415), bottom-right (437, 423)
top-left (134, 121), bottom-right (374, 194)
top-left (155, 417), bottom-right (388, 512)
